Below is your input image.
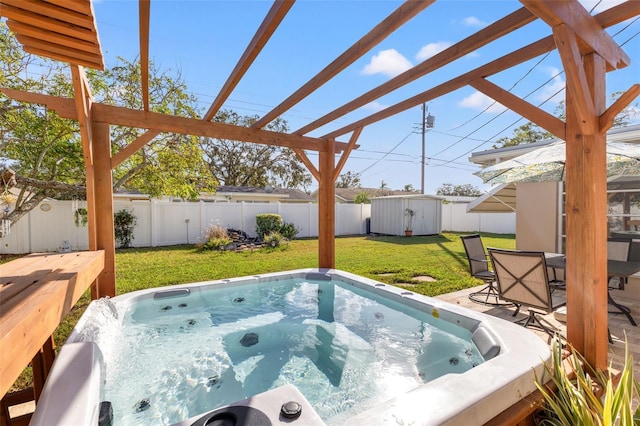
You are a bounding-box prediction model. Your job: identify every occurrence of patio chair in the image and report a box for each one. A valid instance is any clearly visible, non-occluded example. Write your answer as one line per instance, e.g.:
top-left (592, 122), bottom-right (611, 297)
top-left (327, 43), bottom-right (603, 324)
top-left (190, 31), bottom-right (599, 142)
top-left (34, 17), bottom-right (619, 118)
top-left (608, 238), bottom-right (630, 290)
top-left (488, 248), bottom-right (566, 342)
top-left (460, 234), bottom-right (511, 306)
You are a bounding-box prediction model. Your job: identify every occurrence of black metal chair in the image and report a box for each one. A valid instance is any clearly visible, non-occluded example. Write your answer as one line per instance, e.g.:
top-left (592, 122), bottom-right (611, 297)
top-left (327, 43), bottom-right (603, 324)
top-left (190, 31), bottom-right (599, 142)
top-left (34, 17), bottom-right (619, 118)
top-left (460, 234), bottom-right (511, 306)
top-left (488, 248), bottom-right (566, 343)
top-left (608, 238), bottom-right (631, 290)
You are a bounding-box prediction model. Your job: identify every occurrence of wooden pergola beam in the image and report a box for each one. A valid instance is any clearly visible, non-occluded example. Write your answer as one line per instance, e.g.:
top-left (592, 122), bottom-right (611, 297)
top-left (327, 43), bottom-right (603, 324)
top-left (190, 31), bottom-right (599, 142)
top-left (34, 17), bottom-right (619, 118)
top-left (470, 78), bottom-right (566, 140)
top-left (521, 0), bottom-right (630, 71)
top-left (333, 128), bottom-right (361, 182)
top-left (293, 149), bottom-right (320, 181)
top-left (295, 6), bottom-right (537, 135)
top-left (139, 0), bottom-right (150, 112)
top-left (322, 1), bottom-right (635, 139)
top-left (0, 88), bottom-right (353, 153)
top-left (600, 84), bottom-right (640, 133)
top-left (204, 0), bottom-right (295, 121)
top-left (1, 0), bottom-right (95, 29)
top-left (117, 1), bottom-right (294, 169)
top-left (554, 24), bottom-right (597, 135)
top-left (252, 0), bottom-right (433, 130)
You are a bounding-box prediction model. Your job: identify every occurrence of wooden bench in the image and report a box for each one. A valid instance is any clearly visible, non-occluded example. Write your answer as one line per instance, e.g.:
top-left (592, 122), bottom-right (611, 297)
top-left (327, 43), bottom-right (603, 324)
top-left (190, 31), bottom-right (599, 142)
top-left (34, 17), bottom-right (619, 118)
top-left (0, 251), bottom-right (104, 423)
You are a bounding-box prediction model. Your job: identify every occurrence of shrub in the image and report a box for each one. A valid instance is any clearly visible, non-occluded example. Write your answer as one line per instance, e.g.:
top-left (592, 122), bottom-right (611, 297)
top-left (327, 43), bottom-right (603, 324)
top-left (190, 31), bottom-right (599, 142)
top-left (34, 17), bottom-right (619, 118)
top-left (280, 222), bottom-right (299, 240)
top-left (354, 192), bottom-right (371, 204)
top-left (256, 214), bottom-right (284, 238)
top-left (73, 208), bottom-right (88, 227)
top-left (202, 224), bottom-right (232, 250)
top-left (203, 237), bottom-right (233, 250)
top-left (205, 223), bottom-right (229, 240)
top-left (263, 232), bottom-right (285, 247)
top-left (114, 209), bottom-right (137, 248)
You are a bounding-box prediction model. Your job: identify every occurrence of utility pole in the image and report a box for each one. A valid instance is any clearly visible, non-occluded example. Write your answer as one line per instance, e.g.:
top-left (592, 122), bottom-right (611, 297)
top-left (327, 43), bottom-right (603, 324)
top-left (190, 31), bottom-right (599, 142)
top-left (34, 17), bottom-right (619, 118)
top-left (420, 103), bottom-right (435, 194)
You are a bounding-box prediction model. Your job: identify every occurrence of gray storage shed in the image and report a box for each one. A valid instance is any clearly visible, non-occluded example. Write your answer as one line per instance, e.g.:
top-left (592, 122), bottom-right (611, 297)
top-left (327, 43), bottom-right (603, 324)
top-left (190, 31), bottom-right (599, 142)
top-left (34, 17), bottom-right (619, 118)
top-left (371, 194), bottom-right (443, 236)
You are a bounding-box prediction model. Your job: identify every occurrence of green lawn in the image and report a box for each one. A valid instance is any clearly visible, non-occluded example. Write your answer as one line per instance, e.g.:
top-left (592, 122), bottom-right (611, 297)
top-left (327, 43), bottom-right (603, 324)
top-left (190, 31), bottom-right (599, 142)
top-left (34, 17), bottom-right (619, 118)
top-left (6, 231), bottom-right (515, 392)
top-left (115, 232), bottom-right (514, 295)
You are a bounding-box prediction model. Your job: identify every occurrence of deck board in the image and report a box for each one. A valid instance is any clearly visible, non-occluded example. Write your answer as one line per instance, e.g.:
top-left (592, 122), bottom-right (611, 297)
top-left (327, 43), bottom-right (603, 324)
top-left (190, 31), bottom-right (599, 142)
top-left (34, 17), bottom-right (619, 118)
top-left (0, 251), bottom-right (104, 397)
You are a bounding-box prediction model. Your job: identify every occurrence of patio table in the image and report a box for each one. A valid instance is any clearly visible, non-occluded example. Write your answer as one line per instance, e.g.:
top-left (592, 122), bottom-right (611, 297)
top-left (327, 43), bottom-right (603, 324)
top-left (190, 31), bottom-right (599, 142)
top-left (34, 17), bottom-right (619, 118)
top-left (545, 254), bottom-right (640, 326)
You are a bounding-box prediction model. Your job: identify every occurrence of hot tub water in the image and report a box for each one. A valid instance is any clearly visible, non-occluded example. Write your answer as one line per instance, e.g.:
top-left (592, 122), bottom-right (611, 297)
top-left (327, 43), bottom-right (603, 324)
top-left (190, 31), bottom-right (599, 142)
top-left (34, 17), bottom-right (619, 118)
top-left (76, 278), bottom-right (483, 425)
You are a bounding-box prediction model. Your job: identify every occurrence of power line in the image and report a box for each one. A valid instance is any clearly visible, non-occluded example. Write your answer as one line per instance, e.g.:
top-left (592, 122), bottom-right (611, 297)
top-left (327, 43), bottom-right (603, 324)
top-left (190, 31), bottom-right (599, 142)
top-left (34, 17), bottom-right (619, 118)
top-left (357, 131), bottom-right (415, 175)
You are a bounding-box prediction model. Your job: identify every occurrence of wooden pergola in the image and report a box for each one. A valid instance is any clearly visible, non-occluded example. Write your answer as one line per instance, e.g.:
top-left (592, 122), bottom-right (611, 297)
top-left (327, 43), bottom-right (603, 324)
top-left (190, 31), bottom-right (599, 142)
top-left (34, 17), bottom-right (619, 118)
top-left (1, 0), bottom-right (640, 409)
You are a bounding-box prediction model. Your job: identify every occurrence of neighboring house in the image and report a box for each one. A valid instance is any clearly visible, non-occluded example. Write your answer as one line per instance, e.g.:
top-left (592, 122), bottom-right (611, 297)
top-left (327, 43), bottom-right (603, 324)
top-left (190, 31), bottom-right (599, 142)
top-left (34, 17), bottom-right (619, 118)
top-left (469, 124), bottom-right (640, 265)
top-left (322, 187), bottom-right (416, 203)
top-left (114, 186), bottom-right (314, 203)
top-left (200, 186), bottom-right (314, 203)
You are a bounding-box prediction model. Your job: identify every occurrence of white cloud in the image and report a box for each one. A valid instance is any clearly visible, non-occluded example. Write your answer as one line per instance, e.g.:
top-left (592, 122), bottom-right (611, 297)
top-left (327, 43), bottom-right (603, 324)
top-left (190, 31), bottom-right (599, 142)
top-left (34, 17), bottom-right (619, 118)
top-left (462, 16), bottom-right (488, 27)
top-left (415, 41), bottom-right (452, 61)
top-left (537, 66), bottom-right (565, 104)
top-left (363, 101), bottom-right (388, 112)
top-left (458, 91), bottom-right (507, 113)
top-left (361, 49), bottom-right (412, 78)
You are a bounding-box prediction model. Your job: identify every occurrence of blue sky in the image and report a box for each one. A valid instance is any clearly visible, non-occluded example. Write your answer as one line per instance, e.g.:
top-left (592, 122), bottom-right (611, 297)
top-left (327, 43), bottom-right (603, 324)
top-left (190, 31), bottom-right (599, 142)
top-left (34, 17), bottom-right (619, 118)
top-left (91, 0), bottom-right (640, 194)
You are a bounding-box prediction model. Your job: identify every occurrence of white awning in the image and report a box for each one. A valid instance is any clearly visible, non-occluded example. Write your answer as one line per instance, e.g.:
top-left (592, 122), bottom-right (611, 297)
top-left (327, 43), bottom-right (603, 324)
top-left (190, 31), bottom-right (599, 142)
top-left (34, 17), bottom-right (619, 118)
top-left (467, 183), bottom-right (516, 213)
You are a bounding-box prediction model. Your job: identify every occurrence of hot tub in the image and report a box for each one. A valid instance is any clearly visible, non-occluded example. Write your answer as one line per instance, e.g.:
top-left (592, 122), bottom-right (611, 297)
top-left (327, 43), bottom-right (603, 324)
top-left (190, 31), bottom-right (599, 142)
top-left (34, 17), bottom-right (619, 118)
top-left (31, 269), bottom-right (551, 425)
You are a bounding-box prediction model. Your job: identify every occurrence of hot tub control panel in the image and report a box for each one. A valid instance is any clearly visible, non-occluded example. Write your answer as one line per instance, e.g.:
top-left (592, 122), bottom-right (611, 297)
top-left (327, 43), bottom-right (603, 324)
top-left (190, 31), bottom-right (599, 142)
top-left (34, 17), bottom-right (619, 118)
top-left (171, 384), bottom-right (326, 426)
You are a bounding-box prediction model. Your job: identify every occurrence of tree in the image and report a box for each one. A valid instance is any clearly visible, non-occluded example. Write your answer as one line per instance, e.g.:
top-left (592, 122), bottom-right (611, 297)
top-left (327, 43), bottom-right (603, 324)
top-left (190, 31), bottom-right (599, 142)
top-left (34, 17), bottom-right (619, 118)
top-left (199, 110), bottom-right (311, 190)
top-left (380, 180), bottom-right (388, 189)
top-left (1, 23), bottom-right (216, 227)
top-left (354, 192), bottom-right (371, 204)
top-left (335, 171), bottom-right (361, 188)
top-left (403, 184), bottom-right (416, 192)
top-left (493, 122), bottom-right (552, 149)
top-left (436, 183), bottom-right (483, 197)
top-left (493, 92), bottom-right (639, 149)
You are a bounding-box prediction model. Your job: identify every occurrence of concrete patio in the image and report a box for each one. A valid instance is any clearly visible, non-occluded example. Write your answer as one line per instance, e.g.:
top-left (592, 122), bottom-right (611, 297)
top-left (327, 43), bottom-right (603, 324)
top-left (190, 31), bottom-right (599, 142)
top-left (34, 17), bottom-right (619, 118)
top-left (436, 283), bottom-right (640, 388)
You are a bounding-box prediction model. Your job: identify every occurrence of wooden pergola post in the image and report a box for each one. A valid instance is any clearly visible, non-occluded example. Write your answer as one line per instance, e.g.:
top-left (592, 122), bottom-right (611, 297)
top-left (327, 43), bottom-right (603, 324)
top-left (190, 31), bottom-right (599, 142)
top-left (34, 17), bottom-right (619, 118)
top-left (91, 121), bottom-right (116, 298)
top-left (318, 140), bottom-right (336, 269)
top-left (564, 53), bottom-right (609, 370)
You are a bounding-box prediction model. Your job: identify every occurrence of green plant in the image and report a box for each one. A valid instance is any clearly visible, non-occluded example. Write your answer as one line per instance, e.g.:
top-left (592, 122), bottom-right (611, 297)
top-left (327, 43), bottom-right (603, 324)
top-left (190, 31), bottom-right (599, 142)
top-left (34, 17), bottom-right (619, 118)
top-left (256, 213), bottom-right (284, 238)
top-left (535, 336), bottom-right (640, 425)
top-left (405, 208), bottom-right (416, 231)
top-left (203, 237), bottom-right (233, 250)
top-left (73, 207), bottom-right (88, 227)
top-left (280, 222), bottom-right (299, 240)
top-left (354, 192), bottom-right (371, 204)
top-left (114, 209), bottom-right (137, 248)
top-left (263, 231), bottom-right (285, 247)
top-left (202, 224), bottom-right (232, 250)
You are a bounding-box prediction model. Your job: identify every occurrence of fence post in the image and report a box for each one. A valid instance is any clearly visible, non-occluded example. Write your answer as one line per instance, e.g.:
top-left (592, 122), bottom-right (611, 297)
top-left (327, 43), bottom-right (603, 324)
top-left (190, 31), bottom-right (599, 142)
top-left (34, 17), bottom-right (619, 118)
top-left (150, 199), bottom-right (156, 247)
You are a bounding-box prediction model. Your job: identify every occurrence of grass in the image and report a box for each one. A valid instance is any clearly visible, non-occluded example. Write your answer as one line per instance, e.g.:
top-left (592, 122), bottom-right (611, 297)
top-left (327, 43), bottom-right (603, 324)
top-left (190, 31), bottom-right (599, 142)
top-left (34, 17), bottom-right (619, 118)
top-left (5, 231), bottom-right (515, 392)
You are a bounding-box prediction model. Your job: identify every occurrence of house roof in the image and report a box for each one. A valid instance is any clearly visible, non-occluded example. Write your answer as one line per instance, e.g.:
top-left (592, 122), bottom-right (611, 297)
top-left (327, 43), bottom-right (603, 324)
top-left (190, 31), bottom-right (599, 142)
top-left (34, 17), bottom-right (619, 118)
top-left (216, 185), bottom-right (313, 201)
top-left (328, 187), bottom-right (416, 202)
top-left (469, 124), bottom-right (640, 168)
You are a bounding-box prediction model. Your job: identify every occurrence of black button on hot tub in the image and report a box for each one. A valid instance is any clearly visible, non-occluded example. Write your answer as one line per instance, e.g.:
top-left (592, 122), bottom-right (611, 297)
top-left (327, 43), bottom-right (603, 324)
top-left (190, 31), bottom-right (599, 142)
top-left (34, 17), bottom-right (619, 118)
top-left (280, 401), bottom-right (302, 419)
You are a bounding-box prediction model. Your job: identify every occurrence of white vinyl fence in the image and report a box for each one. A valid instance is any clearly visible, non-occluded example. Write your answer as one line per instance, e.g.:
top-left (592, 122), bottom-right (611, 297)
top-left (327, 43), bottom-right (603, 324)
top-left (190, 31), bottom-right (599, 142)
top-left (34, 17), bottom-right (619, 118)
top-left (441, 202), bottom-right (515, 234)
top-left (0, 200), bottom-right (371, 254)
top-left (0, 200), bottom-right (515, 254)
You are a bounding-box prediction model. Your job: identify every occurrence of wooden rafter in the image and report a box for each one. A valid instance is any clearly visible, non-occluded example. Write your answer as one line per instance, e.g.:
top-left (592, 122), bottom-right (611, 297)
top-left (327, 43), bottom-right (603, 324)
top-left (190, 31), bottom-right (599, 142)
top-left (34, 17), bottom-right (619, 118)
top-left (204, 0), bottom-right (295, 121)
top-left (252, 0), bottom-right (433, 130)
top-left (139, 0), bottom-right (150, 112)
top-left (521, 0), bottom-right (630, 71)
top-left (0, 88), bottom-right (354, 153)
top-left (0, 0), bottom-right (104, 69)
top-left (112, 1), bottom-right (294, 169)
top-left (600, 84), bottom-right (640, 132)
top-left (295, 6), bottom-right (538, 135)
top-left (322, 2), bottom-right (634, 139)
top-left (470, 77), bottom-right (566, 140)
top-left (293, 149), bottom-right (319, 181)
top-left (333, 128), bottom-right (362, 182)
